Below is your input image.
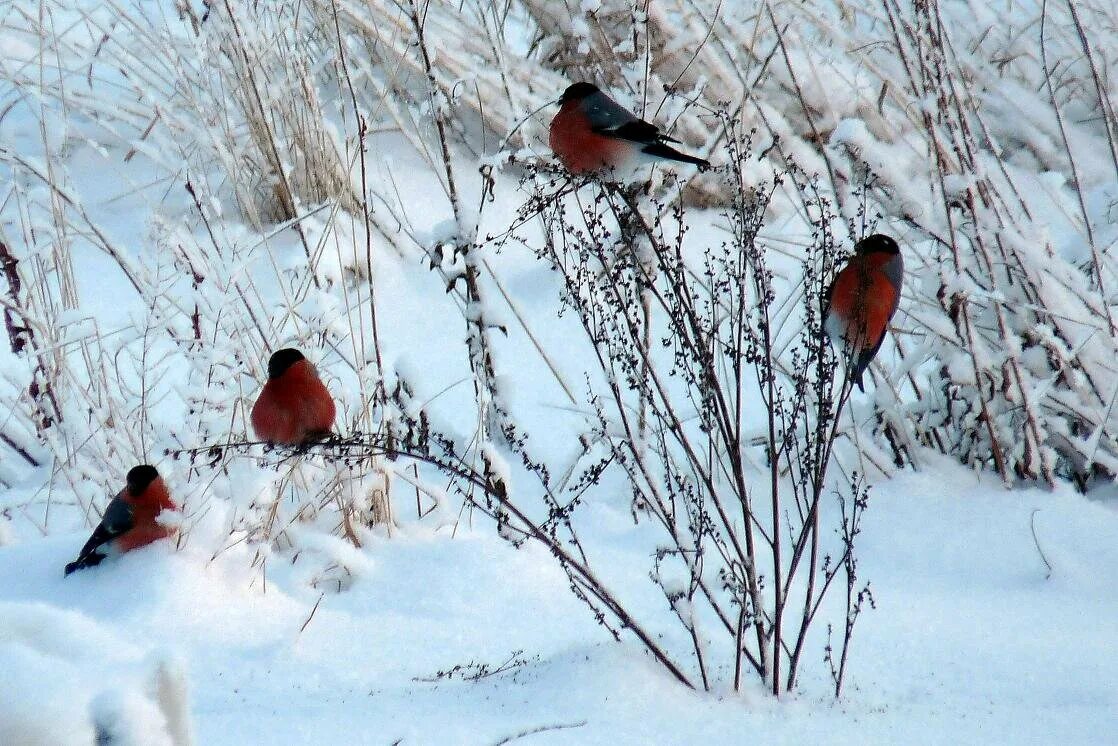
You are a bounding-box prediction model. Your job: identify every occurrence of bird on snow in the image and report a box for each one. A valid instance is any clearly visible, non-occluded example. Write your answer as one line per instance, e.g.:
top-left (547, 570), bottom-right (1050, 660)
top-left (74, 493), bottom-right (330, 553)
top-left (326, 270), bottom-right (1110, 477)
top-left (250, 348), bottom-right (336, 446)
top-left (548, 82), bottom-right (710, 175)
top-left (823, 234), bottom-right (904, 392)
top-left (65, 465), bottom-right (178, 575)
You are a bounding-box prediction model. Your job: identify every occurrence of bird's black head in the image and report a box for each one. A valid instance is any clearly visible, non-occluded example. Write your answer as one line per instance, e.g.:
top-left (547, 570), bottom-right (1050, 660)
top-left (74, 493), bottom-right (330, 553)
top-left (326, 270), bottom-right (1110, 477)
top-left (559, 82), bottom-right (600, 105)
top-left (855, 234), bottom-right (900, 256)
top-left (267, 348), bottom-right (306, 380)
top-left (126, 464), bottom-right (159, 496)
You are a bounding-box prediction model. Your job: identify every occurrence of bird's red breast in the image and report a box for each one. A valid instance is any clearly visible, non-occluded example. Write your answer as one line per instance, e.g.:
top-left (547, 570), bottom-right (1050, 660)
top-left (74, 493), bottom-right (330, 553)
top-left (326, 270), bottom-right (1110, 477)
top-left (549, 102), bottom-right (633, 174)
top-left (113, 478), bottom-right (177, 554)
top-left (250, 359), bottom-right (336, 445)
top-left (827, 253), bottom-right (901, 354)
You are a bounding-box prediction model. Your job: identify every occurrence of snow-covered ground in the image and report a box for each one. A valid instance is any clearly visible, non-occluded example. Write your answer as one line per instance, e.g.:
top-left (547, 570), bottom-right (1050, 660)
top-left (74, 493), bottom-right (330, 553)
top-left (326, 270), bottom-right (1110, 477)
top-left (4, 0), bottom-right (1118, 743)
top-left (2, 462), bottom-right (1116, 743)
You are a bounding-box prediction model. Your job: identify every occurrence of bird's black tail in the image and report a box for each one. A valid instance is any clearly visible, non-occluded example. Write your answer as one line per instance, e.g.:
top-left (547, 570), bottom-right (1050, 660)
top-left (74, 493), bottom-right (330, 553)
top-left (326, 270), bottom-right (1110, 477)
top-left (64, 551), bottom-right (105, 575)
top-left (641, 142), bottom-right (710, 170)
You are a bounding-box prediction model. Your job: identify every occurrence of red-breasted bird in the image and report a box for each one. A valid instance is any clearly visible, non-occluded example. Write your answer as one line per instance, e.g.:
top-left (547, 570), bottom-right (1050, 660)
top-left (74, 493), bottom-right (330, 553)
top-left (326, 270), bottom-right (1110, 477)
top-left (823, 234), bottom-right (904, 392)
top-left (250, 348), bottom-right (336, 446)
top-left (549, 82), bottom-right (710, 175)
top-left (65, 465), bottom-right (178, 575)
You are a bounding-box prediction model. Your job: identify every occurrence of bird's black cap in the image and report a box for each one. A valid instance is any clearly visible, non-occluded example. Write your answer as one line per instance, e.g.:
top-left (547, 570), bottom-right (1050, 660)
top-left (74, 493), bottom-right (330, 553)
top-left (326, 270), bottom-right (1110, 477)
top-left (126, 465), bottom-right (159, 495)
top-left (267, 348), bottom-right (306, 380)
top-left (855, 234), bottom-right (900, 256)
top-left (560, 82), bottom-right (600, 104)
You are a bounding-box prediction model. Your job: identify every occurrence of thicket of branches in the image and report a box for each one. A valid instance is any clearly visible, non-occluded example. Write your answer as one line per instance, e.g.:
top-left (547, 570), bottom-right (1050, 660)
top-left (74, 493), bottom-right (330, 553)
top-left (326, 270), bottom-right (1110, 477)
top-left (493, 131), bottom-right (875, 694)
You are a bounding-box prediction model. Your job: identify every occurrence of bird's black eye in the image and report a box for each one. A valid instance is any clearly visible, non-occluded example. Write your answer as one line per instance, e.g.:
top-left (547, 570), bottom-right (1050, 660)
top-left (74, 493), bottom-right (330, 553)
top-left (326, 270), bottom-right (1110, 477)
top-left (268, 348), bottom-right (306, 379)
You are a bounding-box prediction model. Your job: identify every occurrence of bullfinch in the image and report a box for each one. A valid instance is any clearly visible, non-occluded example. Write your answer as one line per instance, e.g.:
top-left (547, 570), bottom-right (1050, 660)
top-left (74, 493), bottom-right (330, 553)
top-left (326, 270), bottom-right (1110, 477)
top-left (549, 82), bottom-right (710, 175)
top-left (823, 234), bottom-right (904, 392)
top-left (65, 465), bottom-right (178, 575)
top-left (250, 348), bottom-right (336, 446)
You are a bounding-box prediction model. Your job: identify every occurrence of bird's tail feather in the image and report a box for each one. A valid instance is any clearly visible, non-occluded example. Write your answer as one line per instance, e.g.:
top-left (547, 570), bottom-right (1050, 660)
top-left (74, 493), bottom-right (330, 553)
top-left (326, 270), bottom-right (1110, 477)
top-left (64, 552), bottom-right (105, 575)
top-left (641, 142), bottom-right (710, 169)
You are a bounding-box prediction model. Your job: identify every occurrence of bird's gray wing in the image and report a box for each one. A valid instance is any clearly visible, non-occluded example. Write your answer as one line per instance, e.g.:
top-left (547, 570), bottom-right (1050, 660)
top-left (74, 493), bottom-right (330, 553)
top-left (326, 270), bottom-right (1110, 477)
top-left (583, 92), bottom-right (641, 132)
top-left (69, 494), bottom-right (134, 569)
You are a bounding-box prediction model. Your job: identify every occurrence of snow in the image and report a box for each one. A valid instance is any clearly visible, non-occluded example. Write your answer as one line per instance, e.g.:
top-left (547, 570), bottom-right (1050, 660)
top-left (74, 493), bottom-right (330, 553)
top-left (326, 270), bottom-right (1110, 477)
top-left (1, 466), bottom-right (1116, 742)
top-left (0, 591), bottom-right (186, 746)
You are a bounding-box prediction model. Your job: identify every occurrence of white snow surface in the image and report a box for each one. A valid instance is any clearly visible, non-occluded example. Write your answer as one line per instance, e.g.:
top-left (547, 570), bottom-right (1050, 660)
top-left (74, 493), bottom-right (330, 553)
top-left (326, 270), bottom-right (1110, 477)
top-left (1, 466), bottom-right (1116, 742)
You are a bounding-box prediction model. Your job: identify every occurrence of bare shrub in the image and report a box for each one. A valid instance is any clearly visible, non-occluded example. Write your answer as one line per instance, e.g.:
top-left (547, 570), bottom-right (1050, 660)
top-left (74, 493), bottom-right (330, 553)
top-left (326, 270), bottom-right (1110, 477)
top-left (493, 124), bottom-right (872, 693)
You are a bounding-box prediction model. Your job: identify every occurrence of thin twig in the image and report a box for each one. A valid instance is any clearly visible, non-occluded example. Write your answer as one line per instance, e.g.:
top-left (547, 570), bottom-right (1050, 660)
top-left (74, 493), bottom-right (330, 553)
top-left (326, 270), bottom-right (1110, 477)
top-left (299, 593), bottom-right (326, 634)
top-left (491, 721), bottom-right (588, 746)
top-left (1030, 509), bottom-right (1052, 580)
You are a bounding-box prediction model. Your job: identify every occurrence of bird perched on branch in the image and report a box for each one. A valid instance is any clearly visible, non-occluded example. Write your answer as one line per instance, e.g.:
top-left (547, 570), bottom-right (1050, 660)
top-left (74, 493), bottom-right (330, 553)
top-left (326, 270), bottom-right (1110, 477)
top-left (549, 82), bottom-right (710, 175)
top-left (823, 234), bottom-right (904, 392)
top-left (250, 348), bottom-right (336, 446)
top-left (65, 465), bottom-right (178, 575)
